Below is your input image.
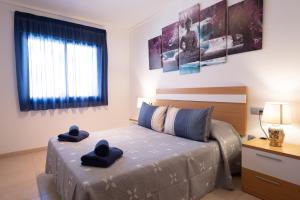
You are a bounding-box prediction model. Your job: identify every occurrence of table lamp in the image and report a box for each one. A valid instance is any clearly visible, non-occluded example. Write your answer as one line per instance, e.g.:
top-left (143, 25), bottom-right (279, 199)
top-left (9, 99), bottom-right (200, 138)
top-left (262, 102), bottom-right (292, 147)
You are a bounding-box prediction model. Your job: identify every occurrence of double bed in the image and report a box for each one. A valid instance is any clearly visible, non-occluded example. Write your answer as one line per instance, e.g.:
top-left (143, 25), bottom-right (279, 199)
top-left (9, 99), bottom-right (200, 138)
top-left (45, 86), bottom-right (247, 200)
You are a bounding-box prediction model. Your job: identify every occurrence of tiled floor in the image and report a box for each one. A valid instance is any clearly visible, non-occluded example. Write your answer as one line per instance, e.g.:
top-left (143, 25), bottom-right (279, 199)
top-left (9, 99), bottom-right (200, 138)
top-left (201, 178), bottom-right (260, 200)
top-left (0, 150), bottom-right (260, 200)
top-left (0, 150), bottom-right (46, 200)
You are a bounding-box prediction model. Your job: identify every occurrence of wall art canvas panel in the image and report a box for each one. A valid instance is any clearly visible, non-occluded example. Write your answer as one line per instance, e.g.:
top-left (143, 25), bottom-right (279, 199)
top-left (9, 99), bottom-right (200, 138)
top-left (178, 4), bottom-right (200, 75)
top-left (228, 0), bottom-right (263, 55)
top-left (148, 36), bottom-right (162, 70)
top-left (162, 22), bottom-right (179, 72)
top-left (200, 0), bottom-right (227, 67)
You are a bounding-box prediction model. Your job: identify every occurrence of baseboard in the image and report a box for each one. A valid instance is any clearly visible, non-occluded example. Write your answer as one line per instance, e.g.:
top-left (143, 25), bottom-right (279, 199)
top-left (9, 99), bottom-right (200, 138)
top-left (0, 146), bottom-right (47, 159)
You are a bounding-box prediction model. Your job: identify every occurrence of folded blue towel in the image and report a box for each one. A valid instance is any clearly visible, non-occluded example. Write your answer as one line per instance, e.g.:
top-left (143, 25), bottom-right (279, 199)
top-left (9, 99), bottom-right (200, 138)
top-left (69, 125), bottom-right (79, 136)
top-left (94, 140), bottom-right (109, 157)
top-left (58, 131), bottom-right (89, 142)
top-left (81, 147), bottom-right (123, 168)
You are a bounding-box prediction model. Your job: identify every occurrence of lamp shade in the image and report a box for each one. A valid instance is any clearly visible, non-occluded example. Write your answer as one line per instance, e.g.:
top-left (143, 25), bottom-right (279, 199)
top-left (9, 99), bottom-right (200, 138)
top-left (137, 97), bottom-right (153, 108)
top-left (262, 102), bottom-right (292, 125)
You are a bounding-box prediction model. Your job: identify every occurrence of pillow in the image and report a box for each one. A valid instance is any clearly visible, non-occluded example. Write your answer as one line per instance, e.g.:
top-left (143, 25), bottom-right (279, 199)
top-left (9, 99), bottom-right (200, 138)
top-left (138, 102), bottom-right (167, 132)
top-left (164, 107), bottom-right (180, 135)
top-left (164, 106), bottom-right (214, 142)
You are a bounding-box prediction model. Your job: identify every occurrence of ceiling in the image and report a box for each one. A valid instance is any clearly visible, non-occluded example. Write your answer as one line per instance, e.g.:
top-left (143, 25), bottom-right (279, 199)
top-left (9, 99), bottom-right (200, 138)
top-left (3, 0), bottom-right (173, 29)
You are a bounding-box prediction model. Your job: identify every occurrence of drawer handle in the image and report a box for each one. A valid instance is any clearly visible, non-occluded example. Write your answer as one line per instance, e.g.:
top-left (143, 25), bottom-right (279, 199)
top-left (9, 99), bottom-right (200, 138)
top-left (255, 176), bottom-right (281, 186)
top-left (256, 153), bottom-right (282, 162)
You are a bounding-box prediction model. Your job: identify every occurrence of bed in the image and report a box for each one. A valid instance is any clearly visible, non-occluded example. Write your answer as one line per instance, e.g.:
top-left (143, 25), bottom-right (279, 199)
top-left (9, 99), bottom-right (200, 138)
top-left (45, 86), bottom-right (247, 200)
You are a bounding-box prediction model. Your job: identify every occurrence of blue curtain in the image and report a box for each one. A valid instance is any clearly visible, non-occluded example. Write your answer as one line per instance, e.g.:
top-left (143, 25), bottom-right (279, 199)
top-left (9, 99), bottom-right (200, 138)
top-left (14, 11), bottom-right (108, 111)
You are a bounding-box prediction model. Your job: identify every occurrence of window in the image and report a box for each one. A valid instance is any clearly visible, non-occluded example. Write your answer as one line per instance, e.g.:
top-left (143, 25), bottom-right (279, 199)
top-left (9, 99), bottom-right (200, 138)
top-left (28, 35), bottom-right (99, 99)
top-left (15, 11), bottom-right (108, 111)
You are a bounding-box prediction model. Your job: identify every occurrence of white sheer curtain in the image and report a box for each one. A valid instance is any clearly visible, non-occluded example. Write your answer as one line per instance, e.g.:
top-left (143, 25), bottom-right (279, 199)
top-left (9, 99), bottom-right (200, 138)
top-left (27, 35), bottom-right (99, 100)
top-left (66, 43), bottom-right (99, 97)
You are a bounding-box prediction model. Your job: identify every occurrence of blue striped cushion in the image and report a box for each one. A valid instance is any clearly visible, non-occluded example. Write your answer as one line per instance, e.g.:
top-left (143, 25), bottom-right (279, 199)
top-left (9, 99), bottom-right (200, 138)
top-left (138, 102), bottom-right (167, 132)
top-left (164, 107), bottom-right (213, 142)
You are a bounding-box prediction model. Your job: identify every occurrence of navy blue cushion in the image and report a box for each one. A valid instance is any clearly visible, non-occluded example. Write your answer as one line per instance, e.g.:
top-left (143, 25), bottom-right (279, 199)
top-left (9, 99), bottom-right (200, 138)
top-left (174, 107), bottom-right (213, 142)
top-left (94, 140), bottom-right (109, 157)
top-left (69, 125), bottom-right (79, 136)
top-left (58, 130), bottom-right (89, 142)
top-left (81, 147), bottom-right (123, 168)
top-left (138, 102), bottom-right (157, 129)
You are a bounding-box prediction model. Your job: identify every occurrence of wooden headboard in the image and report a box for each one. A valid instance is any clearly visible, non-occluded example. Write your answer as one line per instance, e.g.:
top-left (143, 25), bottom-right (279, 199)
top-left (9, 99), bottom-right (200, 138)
top-left (153, 86), bottom-right (248, 136)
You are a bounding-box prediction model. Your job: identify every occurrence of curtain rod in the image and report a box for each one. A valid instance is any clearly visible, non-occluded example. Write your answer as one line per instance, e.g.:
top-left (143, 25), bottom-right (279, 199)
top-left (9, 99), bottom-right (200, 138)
top-left (2, 0), bottom-right (105, 28)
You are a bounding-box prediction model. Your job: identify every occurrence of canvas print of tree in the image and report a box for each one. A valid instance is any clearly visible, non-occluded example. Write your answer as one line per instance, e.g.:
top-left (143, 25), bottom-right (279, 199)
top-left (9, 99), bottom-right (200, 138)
top-left (200, 0), bottom-right (227, 67)
top-left (162, 22), bottom-right (179, 72)
top-left (148, 36), bottom-right (162, 70)
top-left (178, 4), bottom-right (201, 75)
top-left (228, 0), bottom-right (263, 55)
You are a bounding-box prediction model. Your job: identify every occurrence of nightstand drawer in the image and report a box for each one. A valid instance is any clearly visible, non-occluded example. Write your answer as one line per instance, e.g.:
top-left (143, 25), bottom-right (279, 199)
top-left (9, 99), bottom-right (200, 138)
top-left (242, 168), bottom-right (300, 200)
top-left (242, 147), bottom-right (300, 185)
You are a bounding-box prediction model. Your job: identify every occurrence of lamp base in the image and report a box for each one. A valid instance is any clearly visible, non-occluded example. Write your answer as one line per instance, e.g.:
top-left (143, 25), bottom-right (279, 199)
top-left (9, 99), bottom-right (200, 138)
top-left (268, 127), bottom-right (285, 147)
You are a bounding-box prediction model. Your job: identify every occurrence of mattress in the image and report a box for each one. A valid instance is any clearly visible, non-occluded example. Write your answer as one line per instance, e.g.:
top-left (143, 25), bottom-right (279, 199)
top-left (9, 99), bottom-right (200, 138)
top-left (46, 122), bottom-right (241, 200)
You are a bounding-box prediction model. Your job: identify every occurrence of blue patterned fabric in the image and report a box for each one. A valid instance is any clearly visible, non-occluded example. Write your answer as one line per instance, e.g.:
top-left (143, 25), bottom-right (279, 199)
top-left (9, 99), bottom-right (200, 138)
top-left (164, 107), bottom-right (213, 142)
top-left (138, 103), bottom-right (157, 129)
top-left (137, 102), bottom-right (168, 132)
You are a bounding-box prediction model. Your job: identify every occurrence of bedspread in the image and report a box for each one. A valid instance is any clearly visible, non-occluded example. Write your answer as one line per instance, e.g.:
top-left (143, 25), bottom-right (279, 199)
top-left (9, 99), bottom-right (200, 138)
top-left (46, 123), bottom-right (241, 200)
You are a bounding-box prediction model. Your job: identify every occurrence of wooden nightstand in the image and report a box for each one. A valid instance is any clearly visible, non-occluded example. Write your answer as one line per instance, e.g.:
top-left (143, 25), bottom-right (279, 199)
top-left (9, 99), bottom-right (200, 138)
top-left (242, 138), bottom-right (300, 200)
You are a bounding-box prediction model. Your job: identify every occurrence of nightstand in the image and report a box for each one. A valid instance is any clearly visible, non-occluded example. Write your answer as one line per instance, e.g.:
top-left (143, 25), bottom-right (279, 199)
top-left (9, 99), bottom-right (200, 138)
top-left (242, 138), bottom-right (300, 200)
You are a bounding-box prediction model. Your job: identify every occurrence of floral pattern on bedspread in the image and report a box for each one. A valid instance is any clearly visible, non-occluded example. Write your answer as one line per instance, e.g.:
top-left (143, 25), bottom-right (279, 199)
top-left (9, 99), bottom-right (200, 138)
top-left (46, 123), bottom-right (241, 200)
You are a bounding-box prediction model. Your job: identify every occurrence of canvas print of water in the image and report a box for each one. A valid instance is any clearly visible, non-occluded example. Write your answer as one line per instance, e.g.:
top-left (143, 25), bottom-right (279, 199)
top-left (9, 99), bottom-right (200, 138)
top-left (148, 36), bottom-right (162, 70)
top-left (200, 0), bottom-right (227, 67)
top-left (178, 4), bottom-right (201, 75)
top-left (228, 0), bottom-right (263, 55)
top-left (162, 22), bottom-right (179, 72)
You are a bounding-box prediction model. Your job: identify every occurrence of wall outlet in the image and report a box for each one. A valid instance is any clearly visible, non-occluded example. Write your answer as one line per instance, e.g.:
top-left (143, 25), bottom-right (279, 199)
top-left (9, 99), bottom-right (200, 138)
top-left (250, 107), bottom-right (264, 115)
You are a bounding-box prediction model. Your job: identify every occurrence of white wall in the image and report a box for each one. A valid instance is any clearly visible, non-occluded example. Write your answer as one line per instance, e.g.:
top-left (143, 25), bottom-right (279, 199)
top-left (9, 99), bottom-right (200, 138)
top-left (0, 2), bottom-right (130, 154)
top-left (129, 0), bottom-right (300, 144)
